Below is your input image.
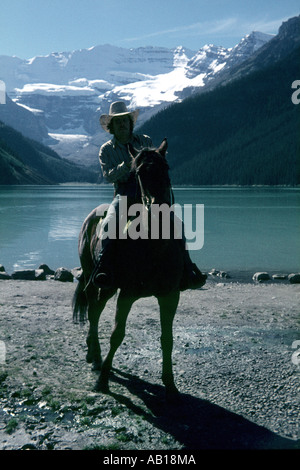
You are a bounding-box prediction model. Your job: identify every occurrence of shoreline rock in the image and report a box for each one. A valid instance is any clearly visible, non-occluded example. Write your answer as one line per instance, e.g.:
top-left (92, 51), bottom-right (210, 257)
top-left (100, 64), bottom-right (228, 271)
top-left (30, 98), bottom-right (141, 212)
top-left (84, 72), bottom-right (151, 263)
top-left (0, 271), bottom-right (11, 280)
top-left (38, 264), bottom-right (55, 275)
top-left (1, 263), bottom-right (299, 284)
top-left (252, 272), bottom-right (271, 282)
top-left (54, 267), bottom-right (74, 283)
top-left (272, 274), bottom-right (288, 280)
top-left (11, 270), bottom-right (39, 281)
top-left (288, 273), bottom-right (300, 284)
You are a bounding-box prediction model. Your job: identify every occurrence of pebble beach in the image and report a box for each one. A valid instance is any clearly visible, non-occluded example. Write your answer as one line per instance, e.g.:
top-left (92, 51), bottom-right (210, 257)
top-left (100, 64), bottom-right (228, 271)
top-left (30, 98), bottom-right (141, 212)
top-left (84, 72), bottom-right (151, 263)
top-left (0, 272), bottom-right (299, 450)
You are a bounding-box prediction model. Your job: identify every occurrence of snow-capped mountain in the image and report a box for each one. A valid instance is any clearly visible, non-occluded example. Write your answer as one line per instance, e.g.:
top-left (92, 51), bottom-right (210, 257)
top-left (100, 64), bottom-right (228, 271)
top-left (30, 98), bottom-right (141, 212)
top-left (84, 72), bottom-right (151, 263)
top-left (0, 31), bottom-right (273, 166)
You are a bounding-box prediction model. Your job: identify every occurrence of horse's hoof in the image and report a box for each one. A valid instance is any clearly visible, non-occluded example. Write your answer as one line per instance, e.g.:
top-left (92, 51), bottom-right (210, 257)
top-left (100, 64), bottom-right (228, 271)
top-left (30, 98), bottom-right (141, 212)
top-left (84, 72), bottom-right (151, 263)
top-left (86, 353), bottom-right (92, 364)
top-left (91, 360), bottom-right (102, 371)
top-left (165, 386), bottom-right (180, 404)
top-left (94, 377), bottom-right (110, 394)
top-left (86, 352), bottom-right (102, 370)
top-left (94, 382), bottom-right (109, 394)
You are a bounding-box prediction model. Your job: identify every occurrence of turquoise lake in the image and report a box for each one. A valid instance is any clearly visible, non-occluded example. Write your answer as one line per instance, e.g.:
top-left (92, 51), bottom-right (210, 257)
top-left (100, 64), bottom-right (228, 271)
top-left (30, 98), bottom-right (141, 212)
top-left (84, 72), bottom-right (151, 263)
top-left (0, 185), bottom-right (299, 280)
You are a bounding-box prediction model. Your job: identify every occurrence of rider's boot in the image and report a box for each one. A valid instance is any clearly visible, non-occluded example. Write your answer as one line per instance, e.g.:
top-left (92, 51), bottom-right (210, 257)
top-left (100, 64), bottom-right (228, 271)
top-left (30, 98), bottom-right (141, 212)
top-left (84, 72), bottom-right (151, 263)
top-left (180, 252), bottom-right (207, 291)
top-left (92, 240), bottom-right (115, 289)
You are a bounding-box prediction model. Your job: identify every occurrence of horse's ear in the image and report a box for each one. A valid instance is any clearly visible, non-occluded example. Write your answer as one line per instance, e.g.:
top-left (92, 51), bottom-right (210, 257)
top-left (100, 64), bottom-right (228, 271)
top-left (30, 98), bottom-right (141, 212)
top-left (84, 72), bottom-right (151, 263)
top-left (157, 138), bottom-right (168, 157)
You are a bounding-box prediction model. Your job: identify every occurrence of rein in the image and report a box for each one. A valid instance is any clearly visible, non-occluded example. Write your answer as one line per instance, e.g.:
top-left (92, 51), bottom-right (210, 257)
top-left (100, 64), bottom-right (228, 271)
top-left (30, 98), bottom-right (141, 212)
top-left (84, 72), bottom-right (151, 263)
top-left (136, 171), bottom-right (174, 210)
top-left (137, 174), bottom-right (154, 211)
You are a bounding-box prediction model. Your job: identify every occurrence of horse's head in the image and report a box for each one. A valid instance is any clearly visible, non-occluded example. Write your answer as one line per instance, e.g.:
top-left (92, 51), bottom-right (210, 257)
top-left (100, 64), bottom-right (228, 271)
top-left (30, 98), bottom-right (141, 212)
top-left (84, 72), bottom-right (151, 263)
top-left (131, 139), bottom-right (172, 207)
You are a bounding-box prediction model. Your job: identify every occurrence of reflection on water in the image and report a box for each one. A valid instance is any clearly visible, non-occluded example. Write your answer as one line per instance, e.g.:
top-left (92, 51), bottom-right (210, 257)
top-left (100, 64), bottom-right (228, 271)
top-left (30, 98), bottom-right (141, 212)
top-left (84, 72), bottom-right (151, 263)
top-left (0, 185), bottom-right (299, 277)
top-left (48, 216), bottom-right (81, 241)
top-left (13, 251), bottom-right (41, 270)
top-left (0, 185), bottom-right (114, 273)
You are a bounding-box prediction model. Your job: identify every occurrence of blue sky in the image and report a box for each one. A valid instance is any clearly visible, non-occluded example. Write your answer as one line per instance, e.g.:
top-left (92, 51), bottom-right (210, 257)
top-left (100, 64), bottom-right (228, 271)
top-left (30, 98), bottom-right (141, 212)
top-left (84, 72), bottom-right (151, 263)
top-left (1, 0), bottom-right (299, 58)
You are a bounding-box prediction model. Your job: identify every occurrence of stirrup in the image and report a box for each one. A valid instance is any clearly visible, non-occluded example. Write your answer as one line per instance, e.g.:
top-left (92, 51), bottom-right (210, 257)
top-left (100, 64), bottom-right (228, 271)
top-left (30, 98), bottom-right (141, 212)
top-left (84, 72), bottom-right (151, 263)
top-left (93, 271), bottom-right (114, 289)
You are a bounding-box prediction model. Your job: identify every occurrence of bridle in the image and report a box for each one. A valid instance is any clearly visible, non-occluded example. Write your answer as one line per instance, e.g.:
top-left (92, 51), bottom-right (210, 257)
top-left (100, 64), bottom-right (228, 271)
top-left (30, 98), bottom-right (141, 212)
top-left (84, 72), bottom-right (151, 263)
top-left (135, 161), bottom-right (175, 211)
top-left (130, 142), bottom-right (175, 211)
top-left (136, 173), bottom-right (155, 211)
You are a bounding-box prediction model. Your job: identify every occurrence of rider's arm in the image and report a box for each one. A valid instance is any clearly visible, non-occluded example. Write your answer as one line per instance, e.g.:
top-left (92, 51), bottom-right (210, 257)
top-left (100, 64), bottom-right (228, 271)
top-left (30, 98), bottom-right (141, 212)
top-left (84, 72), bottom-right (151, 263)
top-left (99, 142), bottom-right (131, 184)
top-left (99, 134), bottom-right (153, 184)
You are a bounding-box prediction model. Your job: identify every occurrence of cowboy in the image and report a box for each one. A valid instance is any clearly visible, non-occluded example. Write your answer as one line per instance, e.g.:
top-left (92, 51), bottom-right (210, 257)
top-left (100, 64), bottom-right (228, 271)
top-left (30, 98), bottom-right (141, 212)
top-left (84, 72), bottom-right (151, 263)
top-left (99, 101), bottom-right (152, 198)
top-left (92, 101), bottom-right (206, 290)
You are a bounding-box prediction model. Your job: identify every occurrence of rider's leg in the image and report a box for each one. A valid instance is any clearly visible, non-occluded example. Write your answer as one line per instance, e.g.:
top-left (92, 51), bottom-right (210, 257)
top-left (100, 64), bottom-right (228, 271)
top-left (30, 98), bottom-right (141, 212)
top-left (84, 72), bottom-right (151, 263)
top-left (180, 247), bottom-right (207, 290)
top-left (92, 196), bottom-right (120, 288)
top-left (172, 213), bottom-right (207, 290)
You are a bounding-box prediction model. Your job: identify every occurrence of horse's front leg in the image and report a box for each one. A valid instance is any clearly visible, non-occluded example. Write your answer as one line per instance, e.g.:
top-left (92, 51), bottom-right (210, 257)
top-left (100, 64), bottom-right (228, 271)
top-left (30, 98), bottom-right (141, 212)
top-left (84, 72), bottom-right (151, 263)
top-left (95, 291), bottom-right (136, 393)
top-left (86, 286), bottom-right (116, 371)
top-left (158, 291), bottom-right (180, 400)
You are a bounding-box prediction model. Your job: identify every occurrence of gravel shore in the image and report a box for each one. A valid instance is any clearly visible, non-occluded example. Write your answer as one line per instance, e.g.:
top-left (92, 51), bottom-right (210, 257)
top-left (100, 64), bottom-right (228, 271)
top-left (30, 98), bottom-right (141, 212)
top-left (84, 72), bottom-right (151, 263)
top-left (0, 278), bottom-right (299, 450)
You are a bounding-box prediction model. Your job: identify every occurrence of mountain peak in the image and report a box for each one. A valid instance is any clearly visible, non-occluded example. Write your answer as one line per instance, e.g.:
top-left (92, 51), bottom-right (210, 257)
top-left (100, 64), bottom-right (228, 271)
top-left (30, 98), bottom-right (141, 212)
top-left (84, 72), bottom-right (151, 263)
top-left (242, 15), bottom-right (300, 68)
top-left (245, 30), bottom-right (274, 41)
top-left (278, 14), bottom-right (300, 39)
top-left (231, 30), bottom-right (273, 56)
top-left (184, 30), bottom-right (271, 80)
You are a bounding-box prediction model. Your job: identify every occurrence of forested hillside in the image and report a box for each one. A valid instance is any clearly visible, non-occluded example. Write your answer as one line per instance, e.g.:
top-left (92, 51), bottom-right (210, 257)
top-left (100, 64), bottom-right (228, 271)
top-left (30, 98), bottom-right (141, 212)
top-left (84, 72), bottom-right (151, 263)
top-left (138, 45), bottom-right (300, 185)
top-left (0, 121), bottom-right (98, 184)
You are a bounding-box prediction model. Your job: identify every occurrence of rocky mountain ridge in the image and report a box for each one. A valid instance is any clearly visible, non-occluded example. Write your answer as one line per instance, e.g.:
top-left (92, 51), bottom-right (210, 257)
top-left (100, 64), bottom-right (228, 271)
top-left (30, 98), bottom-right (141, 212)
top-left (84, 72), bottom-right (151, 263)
top-left (0, 30), bottom-right (273, 167)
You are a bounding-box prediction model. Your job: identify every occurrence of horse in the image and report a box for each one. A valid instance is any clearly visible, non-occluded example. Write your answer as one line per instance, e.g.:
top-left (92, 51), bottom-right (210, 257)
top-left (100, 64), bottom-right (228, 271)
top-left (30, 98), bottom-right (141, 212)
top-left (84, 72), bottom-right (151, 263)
top-left (72, 139), bottom-right (186, 399)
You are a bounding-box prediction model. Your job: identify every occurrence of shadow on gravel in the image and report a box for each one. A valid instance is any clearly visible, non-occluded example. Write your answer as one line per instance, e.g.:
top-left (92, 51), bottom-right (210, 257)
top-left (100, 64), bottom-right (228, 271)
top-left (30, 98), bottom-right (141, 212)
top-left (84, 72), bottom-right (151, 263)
top-left (109, 368), bottom-right (299, 450)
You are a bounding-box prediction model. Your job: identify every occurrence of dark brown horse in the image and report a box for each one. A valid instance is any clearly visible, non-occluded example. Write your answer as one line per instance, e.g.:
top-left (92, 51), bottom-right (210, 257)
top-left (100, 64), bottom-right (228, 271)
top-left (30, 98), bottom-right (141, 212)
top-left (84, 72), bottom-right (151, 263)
top-left (73, 139), bottom-right (185, 398)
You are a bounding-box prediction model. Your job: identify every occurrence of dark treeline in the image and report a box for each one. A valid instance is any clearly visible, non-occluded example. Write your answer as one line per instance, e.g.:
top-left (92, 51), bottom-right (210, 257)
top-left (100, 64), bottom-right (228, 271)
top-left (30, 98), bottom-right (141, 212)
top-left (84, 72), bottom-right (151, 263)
top-left (0, 121), bottom-right (98, 184)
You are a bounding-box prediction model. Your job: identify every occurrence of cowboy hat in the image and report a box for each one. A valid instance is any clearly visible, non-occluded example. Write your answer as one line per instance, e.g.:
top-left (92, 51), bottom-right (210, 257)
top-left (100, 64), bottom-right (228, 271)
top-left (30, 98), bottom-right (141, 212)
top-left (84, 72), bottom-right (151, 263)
top-left (99, 101), bottom-right (139, 133)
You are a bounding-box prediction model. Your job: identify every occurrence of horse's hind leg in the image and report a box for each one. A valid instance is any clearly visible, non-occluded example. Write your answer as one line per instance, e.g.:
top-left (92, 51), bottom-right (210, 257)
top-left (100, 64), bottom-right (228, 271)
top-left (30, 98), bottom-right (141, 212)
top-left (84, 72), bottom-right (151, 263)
top-left (95, 292), bottom-right (136, 393)
top-left (158, 291), bottom-right (180, 399)
top-left (86, 286), bottom-right (116, 371)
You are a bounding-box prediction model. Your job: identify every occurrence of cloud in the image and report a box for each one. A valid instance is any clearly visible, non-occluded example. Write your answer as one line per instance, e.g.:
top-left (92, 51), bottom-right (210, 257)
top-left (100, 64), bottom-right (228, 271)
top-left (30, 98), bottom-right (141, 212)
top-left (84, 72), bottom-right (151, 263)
top-left (120, 14), bottom-right (292, 45)
top-left (121, 18), bottom-right (239, 43)
top-left (244, 16), bottom-right (292, 33)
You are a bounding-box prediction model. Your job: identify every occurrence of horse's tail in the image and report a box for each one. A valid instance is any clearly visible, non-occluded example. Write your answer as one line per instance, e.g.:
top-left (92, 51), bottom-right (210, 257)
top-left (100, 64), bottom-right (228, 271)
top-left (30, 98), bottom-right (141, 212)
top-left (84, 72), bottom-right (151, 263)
top-left (72, 274), bottom-right (88, 323)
